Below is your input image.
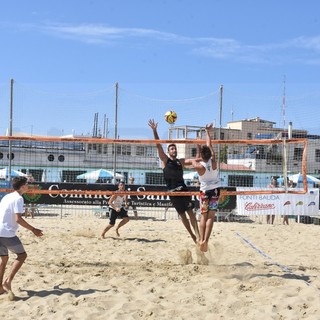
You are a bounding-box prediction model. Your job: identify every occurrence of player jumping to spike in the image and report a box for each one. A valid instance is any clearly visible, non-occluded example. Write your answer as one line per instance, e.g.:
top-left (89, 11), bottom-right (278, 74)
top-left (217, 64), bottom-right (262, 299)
top-left (191, 123), bottom-right (221, 252)
top-left (148, 119), bottom-right (200, 243)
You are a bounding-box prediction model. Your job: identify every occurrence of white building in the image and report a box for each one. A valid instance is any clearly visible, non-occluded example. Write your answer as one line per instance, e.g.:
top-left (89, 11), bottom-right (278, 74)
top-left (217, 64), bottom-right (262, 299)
top-left (1, 117), bottom-right (319, 187)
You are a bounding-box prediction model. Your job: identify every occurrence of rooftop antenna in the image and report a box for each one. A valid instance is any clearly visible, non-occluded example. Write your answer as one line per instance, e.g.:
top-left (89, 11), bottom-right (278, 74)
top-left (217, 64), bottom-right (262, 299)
top-left (103, 113), bottom-right (109, 138)
top-left (92, 112), bottom-right (98, 137)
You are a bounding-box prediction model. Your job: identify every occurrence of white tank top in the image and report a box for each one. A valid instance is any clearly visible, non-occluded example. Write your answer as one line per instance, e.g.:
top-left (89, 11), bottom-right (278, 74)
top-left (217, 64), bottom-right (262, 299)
top-left (199, 159), bottom-right (221, 191)
top-left (110, 195), bottom-right (126, 209)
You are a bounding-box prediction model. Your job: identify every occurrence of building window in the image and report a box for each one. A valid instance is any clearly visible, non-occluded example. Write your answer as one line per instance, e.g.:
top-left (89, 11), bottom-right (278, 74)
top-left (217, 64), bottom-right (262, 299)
top-left (136, 146), bottom-right (145, 156)
top-left (114, 145), bottom-right (131, 156)
top-left (122, 145), bottom-right (131, 155)
top-left (0, 152), bottom-right (3, 160)
top-left (146, 146), bottom-right (156, 157)
top-left (48, 154), bottom-right (55, 161)
top-left (293, 148), bottom-right (303, 161)
top-left (58, 155), bottom-right (65, 162)
top-left (315, 149), bottom-right (320, 162)
top-left (28, 169), bottom-right (43, 182)
top-left (88, 143), bottom-right (102, 153)
top-left (7, 153), bottom-right (14, 160)
top-left (247, 132), bottom-right (252, 139)
top-left (191, 148), bottom-right (197, 157)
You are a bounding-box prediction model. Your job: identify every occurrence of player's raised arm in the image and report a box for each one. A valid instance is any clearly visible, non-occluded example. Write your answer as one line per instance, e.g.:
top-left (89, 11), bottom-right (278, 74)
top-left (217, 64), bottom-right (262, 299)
top-left (148, 119), bottom-right (168, 164)
top-left (205, 123), bottom-right (217, 170)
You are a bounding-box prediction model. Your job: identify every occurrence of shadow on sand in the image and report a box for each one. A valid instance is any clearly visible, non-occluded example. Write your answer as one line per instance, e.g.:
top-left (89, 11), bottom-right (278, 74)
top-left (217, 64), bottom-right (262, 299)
top-left (16, 285), bottom-right (110, 301)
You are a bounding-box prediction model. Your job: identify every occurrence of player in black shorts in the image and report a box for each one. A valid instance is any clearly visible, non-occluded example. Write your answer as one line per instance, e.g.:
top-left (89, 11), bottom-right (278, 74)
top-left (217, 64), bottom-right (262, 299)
top-left (148, 119), bottom-right (200, 243)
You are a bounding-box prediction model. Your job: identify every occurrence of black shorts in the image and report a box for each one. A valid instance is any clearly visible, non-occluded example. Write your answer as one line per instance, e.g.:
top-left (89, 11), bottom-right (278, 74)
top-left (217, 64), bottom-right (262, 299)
top-left (170, 196), bottom-right (194, 214)
top-left (109, 208), bottom-right (129, 225)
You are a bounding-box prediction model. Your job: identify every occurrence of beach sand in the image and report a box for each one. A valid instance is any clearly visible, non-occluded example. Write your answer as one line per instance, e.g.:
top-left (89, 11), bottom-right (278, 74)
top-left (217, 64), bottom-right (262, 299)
top-left (0, 216), bottom-right (319, 319)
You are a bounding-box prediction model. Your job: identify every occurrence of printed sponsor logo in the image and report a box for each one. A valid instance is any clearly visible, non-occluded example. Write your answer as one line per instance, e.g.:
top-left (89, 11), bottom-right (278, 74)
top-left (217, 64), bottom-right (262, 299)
top-left (245, 202), bottom-right (275, 211)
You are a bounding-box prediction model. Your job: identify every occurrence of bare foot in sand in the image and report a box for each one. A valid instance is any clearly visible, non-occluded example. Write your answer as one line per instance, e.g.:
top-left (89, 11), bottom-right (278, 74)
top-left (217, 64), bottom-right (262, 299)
top-left (7, 291), bottom-right (15, 301)
top-left (2, 279), bottom-right (16, 300)
top-left (100, 234), bottom-right (106, 239)
top-left (2, 279), bottom-right (12, 293)
top-left (200, 241), bottom-right (208, 252)
top-left (115, 229), bottom-right (120, 237)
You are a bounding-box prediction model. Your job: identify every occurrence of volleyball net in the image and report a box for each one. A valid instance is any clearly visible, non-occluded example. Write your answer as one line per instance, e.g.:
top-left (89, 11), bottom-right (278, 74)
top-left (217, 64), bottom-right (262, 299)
top-left (0, 134), bottom-right (309, 198)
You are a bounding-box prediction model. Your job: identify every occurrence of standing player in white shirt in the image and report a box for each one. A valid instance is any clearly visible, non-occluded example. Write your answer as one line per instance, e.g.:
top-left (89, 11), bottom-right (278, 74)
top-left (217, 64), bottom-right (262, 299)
top-left (0, 176), bottom-right (43, 297)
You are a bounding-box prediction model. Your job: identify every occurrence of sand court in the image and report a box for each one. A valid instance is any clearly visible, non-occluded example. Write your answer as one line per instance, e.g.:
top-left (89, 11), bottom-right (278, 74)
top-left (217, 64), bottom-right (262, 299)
top-left (0, 216), bottom-right (319, 319)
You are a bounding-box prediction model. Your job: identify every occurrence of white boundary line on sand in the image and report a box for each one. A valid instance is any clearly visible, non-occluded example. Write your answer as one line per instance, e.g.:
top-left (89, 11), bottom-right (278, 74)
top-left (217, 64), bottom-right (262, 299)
top-left (235, 232), bottom-right (313, 288)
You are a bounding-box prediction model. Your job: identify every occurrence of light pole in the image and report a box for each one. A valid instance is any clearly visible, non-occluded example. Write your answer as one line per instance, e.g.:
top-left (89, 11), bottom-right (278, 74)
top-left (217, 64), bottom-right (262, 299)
top-left (218, 84), bottom-right (223, 173)
top-left (113, 82), bottom-right (118, 183)
top-left (8, 79), bottom-right (14, 181)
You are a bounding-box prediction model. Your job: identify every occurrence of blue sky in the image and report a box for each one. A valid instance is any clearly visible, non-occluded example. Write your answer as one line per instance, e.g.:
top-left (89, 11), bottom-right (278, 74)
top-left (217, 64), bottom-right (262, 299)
top-left (1, 0), bottom-right (320, 138)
